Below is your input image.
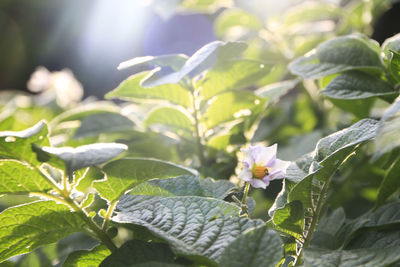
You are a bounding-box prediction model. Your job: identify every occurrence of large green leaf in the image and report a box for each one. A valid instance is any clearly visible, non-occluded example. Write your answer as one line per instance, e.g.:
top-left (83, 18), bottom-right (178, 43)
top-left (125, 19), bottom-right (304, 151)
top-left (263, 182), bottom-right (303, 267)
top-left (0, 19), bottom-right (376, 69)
top-left (303, 246), bottom-right (400, 267)
top-left (112, 196), bottom-right (262, 265)
top-left (204, 91), bottom-right (265, 129)
top-left (214, 8), bottom-right (263, 37)
top-left (0, 120), bottom-right (49, 165)
top-left (141, 41), bottom-right (247, 87)
top-left (219, 225), bottom-right (283, 267)
top-left (0, 160), bottom-right (52, 194)
top-left (321, 71), bottom-right (395, 99)
top-left (33, 143), bottom-right (127, 175)
top-left (0, 201), bottom-right (85, 263)
top-left (100, 240), bottom-right (180, 267)
top-left (106, 71), bottom-right (192, 108)
top-left (93, 158), bottom-right (196, 202)
top-left (311, 208), bottom-right (346, 249)
top-left (197, 59), bottom-right (271, 100)
top-left (289, 119), bottom-right (379, 208)
top-left (289, 34), bottom-right (383, 79)
top-left (145, 107), bottom-right (193, 132)
top-left (128, 175), bottom-right (236, 199)
top-left (118, 54), bottom-right (188, 71)
top-left (63, 245), bottom-right (111, 267)
top-left (73, 112), bottom-right (135, 139)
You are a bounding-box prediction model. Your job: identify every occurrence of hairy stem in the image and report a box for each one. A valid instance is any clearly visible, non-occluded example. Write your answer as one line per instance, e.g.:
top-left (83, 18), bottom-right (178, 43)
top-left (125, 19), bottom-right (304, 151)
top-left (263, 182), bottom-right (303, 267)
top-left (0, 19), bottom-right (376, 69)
top-left (33, 165), bottom-right (117, 252)
top-left (102, 200), bottom-right (118, 230)
top-left (240, 182), bottom-right (251, 215)
top-left (190, 87), bottom-right (206, 165)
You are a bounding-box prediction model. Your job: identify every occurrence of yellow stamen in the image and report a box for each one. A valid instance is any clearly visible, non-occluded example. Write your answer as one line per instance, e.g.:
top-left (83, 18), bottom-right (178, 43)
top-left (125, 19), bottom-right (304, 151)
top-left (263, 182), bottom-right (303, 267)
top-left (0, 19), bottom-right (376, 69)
top-left (253, 166), bottom-right (269, 179)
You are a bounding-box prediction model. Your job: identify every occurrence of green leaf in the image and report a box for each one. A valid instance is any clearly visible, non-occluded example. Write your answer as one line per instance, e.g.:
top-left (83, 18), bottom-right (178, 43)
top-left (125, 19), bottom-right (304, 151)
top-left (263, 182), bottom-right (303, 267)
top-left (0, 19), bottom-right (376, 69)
top-left (219, 225), bottom-right (283, 267)
top-left (214, 8), bottom-right (263, 37)
top-left (33, 143), bottom-right (127, 174)
top-left (128, 175), bottom-right (236, 200)
top-left (321, 71), bottom-right (395, 99)
top-left (337, 201), bottom-right (400, 247)
top-left (204, 91), bottom-right (265, 129)
top-left (100, 240), bottom-right (180, 267)
top-left (389, 50), bottom-right (400, 82)
top-left (382, 33), bottom-right (400, 59)
top-left (112, 196), bottom-right (262, 264)
top-left (106, 71), bottom-right (192, 108)
top-left (0, 160), bottom-right (52, 194)
top-left (328, 98), bottom-right (375, 118)
top-left (197, 59), bottom-right (271, 100)
top-left (289, 119), bottom-right (379, 208)
top-left (93, 158), bottom-right (196, 202)
top-left (0, 120), bottom-right (49, 165)
top-left (73, 112), bottom-right (135, 139)
top-left (63, 245), bottom-right (111, 267)
top-left (255, 79), bottom-right (299, 102)
top-left (289, 34), bottom-right (383, 79)
top-left (0, 201), bottom-right (85, 263)
top-left (272, 201), bottom-right (304, 240)
top-left (118, 54), bottom-right (188, 71)
top-left (304, 246), bottom-right (400, 267)
top-left (145, 107), bottom-right (193, 132)
top-left (374, 96), bottom-right (400, 158)
top-left (311, 208), bottom-right (346, 249)
top-left (141, 41), bottom-right (247, 87)
top-left (284, 2), bottom-right (342, 25)
top-left (376, 157), bottom-right (400, 206)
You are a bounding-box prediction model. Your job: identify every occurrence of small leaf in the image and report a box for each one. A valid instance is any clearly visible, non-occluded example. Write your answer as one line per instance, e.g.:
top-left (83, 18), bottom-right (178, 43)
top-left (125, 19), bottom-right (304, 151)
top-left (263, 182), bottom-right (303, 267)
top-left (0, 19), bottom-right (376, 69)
top-left (255, 79), bottom-right (299, 101)
top-left (219, 225), bottom-right (283, 267)
top-left (33, 143), bottom-right (127, 174)
top-left (0, 201), bottom-right (85, 263)
top-left (100, 240), bottom-right (179, 267)
top-left (141, 41), bottom-right (247, 87)
top-left (0, 120), bottom-right (49, 165)
top-left (112, 196), bottom-right (262, 264)
top-left (272, 201), bottom-right (304, 240)
top-left (215, 8), bottom-right (263, 37)
top-left (106, 71), bottom-right (192, 108)
top-left (304, 246), bottom-right (400, 267)
top-left (284, 2), bottom-right (342, 25)
top-left (197, 59), bottom-right (271, 100)
top-left (63, 245), bottom-right (111, 267)
top-left (376, 157), bottom-right (400, 206)
top-left (389, 50), bottom-right (400, 82)
top-left (381, 33), bottom-right (400, 59)
top-left (0, 160), bottom-right (52, 194)
top-left (118, 54), bottom-right (188, 71)
top-left (289, 34), bottom-right (383, 79)
top-left (93, 158), bottom-right (196, 202)
top-left (204, 91), bottom-right (265, 129)
top-left (145, 107), bottom-right (193, 132)
top-left (321, 71), bottom-right (396, 99)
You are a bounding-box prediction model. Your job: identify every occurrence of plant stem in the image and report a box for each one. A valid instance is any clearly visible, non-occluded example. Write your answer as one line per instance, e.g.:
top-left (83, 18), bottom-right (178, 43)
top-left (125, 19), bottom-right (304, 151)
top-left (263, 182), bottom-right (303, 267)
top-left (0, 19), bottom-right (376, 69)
top-left (33, 165), bottom-right (117, 252)
top-left (190, 87), bottom-right (206, 165)
top-left (102, 200), bottom-right (118, 230)
top-left (242, 182), bottom-right (251, 205)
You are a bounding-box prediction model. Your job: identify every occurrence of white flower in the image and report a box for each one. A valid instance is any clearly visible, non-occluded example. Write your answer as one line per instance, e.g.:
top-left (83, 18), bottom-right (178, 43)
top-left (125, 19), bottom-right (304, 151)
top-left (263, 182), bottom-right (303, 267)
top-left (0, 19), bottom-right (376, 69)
top-left (238, 144), bottom-right (290, 189)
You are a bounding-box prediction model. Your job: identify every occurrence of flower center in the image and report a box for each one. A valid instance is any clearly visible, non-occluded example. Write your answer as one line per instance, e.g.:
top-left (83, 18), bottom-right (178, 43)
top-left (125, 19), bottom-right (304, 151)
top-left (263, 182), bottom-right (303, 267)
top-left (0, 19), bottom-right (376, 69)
top-left (253, 166), bottom-right (269, 179)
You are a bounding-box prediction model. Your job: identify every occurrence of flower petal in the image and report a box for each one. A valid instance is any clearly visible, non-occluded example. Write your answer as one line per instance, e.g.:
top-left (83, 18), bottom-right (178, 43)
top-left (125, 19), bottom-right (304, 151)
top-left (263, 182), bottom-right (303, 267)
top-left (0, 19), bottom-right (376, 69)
top-left (271, 159), bottom-right (291, 172)
top-left (240, 148), bottom-right (254, 168)
top-left (250, 178), bottom-right (268, 189)
top-left (238, 168), bottom-right (253, 182)
top-left (250, 144), bottom-right (277, 166)
top-left (268, 169), bottom-right (286, 180)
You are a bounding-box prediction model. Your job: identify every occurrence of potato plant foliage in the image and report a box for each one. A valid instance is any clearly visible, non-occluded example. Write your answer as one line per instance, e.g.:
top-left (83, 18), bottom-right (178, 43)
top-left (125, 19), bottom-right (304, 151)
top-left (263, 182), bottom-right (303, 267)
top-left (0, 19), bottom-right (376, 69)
top-left (1, 0), bottom-right (400, 266)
